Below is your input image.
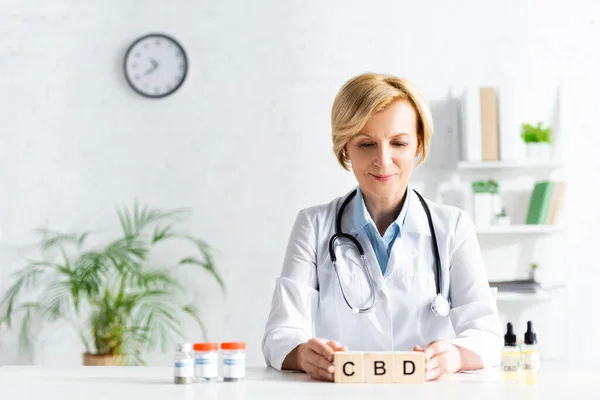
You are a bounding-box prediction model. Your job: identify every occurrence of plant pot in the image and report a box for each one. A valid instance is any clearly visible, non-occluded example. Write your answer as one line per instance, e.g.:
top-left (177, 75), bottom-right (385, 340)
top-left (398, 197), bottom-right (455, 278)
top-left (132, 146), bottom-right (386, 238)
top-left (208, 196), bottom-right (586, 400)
top-left (82, 352), bottom-right (127, 366)
top-left (526, 142), bottom-right (551, 161)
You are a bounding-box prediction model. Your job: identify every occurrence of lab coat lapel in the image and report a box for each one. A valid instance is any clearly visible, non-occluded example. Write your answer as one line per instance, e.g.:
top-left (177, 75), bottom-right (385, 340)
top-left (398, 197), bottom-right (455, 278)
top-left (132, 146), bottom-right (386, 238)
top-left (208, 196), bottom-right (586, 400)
top-left (339, 188), bottom-right (385, 286)
top-left (385, 189), bottom-right (430, 277)
top-left (385, 234), bottom-right (418, 277)
top-left (354, 229), bottom-right (385, 285)
top-left (339, 187), bottom-right (357, 234)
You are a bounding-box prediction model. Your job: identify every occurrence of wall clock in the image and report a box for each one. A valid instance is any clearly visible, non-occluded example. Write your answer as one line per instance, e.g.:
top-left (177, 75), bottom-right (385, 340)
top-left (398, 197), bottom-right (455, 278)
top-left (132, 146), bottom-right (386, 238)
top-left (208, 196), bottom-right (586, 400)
top-left (123, 33), bottom-right (188, 98)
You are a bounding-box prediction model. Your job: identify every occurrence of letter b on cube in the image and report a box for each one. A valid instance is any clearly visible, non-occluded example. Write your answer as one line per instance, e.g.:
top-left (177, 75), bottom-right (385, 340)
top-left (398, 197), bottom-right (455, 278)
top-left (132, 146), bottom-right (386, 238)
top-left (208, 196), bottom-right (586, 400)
top-left (364, 352), bottom-right (394, 383)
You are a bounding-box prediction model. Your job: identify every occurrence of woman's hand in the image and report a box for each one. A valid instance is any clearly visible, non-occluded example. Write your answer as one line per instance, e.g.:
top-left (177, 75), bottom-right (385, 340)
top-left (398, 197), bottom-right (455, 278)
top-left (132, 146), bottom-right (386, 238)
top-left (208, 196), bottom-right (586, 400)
top-left (414, 340), bottom-right (462, 381)
top-left (284, 338), bottom-right (347, 381)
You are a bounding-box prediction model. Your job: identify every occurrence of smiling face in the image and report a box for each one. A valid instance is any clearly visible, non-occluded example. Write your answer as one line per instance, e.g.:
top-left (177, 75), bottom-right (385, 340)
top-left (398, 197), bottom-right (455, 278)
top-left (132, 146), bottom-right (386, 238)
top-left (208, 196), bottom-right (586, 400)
top-left (345, 99), bottom-right (420, 201)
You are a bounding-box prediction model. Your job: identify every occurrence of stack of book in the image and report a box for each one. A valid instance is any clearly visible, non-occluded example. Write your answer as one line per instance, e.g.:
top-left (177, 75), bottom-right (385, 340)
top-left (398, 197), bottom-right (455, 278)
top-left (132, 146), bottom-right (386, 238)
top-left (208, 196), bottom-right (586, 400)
top-left (525, 181), bottom-right (566, 225)
top-left (459, 86), bottom-right (521, 162)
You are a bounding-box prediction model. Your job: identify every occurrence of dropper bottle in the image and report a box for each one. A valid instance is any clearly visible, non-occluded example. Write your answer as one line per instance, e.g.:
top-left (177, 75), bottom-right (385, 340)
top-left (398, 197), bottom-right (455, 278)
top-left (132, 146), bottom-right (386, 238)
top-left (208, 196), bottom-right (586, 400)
top-left (521, 321), bottom-right (540, 384)
top-left (501, 322), bottom-right (519, 383)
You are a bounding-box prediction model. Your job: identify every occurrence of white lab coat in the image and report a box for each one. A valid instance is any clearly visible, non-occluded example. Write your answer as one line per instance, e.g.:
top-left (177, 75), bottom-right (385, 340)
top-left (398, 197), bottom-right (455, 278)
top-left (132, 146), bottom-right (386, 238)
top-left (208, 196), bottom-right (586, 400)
top-left (262, 187), bottom-right (503, 371)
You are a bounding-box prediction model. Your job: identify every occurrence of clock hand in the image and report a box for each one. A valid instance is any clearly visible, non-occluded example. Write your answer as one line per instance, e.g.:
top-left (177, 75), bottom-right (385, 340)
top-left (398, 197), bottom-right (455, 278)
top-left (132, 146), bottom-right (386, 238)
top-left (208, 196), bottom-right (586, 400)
top-left (140, 58), bottom-right (160, 76)
top-left (142, 66), bottom-right (156, 76)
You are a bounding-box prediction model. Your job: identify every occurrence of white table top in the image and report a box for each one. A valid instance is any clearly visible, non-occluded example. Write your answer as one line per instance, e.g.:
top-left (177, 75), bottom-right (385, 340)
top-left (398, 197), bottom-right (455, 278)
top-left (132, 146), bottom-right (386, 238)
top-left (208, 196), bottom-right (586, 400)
top-left (1, 363), bottom-right (599, 399)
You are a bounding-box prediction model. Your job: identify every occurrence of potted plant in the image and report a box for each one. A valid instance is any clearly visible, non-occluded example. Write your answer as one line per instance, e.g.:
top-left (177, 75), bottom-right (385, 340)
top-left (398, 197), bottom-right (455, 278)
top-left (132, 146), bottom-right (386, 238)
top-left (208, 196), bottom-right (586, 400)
top-left (521, 122), bottom-right (552, 161)
top-left (529, 262), bottom-right (539, 281)
top-left (0, 203), bottom-right (224, 366)
top-left (471, 180), bottom-right (503, 228)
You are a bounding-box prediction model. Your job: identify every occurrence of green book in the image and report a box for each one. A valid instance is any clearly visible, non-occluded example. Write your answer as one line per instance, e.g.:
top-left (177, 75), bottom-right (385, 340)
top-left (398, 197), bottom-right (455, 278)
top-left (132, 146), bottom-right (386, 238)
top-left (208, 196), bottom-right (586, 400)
top-left (526, 181), bottom-right (555, 224)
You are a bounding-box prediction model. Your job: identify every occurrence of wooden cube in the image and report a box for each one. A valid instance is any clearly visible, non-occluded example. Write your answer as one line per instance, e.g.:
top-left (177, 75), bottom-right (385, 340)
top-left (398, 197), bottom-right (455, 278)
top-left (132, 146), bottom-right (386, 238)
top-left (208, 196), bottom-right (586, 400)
top-left (334, 351), bottom-right (364, 383)
top-left (364, 352), bottom-right (394, 383)
top-left (393, 352), bottom-right (425, 383)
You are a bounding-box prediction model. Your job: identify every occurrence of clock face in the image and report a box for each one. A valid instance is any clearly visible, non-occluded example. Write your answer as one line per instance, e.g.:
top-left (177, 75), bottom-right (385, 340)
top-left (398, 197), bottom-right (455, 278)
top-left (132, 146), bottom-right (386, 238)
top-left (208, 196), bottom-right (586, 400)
top-left (124, 33), bottom-right (188, 98)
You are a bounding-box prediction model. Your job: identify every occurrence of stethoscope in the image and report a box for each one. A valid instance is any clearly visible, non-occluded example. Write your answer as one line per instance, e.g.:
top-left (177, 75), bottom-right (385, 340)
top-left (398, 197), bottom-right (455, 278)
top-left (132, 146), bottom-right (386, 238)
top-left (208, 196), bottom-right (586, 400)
top-left (328, 188), bottom-right (450, 317)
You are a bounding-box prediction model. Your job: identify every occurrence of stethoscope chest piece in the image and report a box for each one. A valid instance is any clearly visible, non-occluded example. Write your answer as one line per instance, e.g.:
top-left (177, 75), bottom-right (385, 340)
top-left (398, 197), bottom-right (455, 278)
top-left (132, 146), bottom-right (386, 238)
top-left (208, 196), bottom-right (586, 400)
top-left (431, 294), bottom-right (450, 317)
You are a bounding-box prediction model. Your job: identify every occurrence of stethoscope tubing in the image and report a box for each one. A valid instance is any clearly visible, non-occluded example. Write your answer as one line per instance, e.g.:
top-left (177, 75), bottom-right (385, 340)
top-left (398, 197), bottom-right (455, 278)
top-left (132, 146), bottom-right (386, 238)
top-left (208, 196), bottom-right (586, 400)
top-left (328, 188), bottom-right (446, 315)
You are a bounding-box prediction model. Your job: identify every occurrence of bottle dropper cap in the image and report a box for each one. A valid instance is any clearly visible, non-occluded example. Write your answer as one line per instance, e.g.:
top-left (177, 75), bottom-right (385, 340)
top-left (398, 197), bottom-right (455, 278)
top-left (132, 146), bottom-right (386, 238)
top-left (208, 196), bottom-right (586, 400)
top-left (524, 321), bottom-right (537, 345)
top-left (504, 322), bottom-right (516, 346)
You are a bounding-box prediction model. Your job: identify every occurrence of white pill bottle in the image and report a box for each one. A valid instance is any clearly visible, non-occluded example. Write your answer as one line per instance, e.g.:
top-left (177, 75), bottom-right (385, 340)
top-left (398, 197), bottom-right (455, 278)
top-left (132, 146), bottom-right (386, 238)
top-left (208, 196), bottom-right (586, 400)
top-left (221, 341), bottom-right (246, 382)
top-left (193, 342), bottom-right (219, 381)
top-left (174, 343), bottom-right (194, 384)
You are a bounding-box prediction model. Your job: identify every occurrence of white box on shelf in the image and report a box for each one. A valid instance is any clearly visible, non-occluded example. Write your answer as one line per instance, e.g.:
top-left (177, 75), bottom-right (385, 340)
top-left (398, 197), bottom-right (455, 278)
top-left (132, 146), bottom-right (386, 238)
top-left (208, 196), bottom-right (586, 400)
top-left (498, 83), bottom-right (524, 162)
top-left (473, 192), bottom-right (493, 227)
top-left (459, 86), bottom-right (482, 162)
top-left (491, 193), bottom-right (502, 216)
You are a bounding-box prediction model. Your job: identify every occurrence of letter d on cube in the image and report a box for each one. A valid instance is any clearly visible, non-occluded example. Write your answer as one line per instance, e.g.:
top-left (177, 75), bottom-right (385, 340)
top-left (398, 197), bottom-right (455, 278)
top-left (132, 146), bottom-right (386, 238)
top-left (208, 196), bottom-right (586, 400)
top-left (393, 352), bottom-right (425, 383)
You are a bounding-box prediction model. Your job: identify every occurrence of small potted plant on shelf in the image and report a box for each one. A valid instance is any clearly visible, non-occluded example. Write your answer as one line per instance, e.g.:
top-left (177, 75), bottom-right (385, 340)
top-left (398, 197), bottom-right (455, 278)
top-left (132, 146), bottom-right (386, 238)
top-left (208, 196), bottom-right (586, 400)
top-left (0, 202), bottom-right (224, 366)
top-left (521, 122), bottom-right (552, 161)
top-left (471, 179), bottom-right (505, 228)
top-left (529, 262), bottom-right (539, 281)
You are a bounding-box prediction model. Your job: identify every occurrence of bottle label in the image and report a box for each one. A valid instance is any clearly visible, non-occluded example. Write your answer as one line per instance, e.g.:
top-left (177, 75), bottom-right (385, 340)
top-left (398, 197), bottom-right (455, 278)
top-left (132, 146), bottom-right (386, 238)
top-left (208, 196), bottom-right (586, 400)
top-left (501, 355), bottom-right (519, 373)
top-left (195, 352), bottom-right (218, 378)
top-left (223, 353), bottom-right (246, 378)
top-left (174, 358), bottom-right (194, 378)
top-left (521, 352), bottom-right (540, 373)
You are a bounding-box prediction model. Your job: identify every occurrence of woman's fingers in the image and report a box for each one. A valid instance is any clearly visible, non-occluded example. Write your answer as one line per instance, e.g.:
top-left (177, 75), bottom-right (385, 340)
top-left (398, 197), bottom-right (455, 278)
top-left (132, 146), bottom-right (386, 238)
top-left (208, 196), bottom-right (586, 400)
top-left (310, 348), bottom-right (335, 373)
top-left (300, 339), bottom-right (337, 381)
top-left (426, 352), bottom-right (443, 371)
top-left (327, 340), bottom-right (347, 351)
top-left (307, 338), bottom-right (336, 362)
top-left (305, 358), bottom-right (334, 381)
top-left (426, 352), bottom-right (449, 380)
top-left (300, 338), bottom-right (350, 381)
top-left (308, 368), bottom-right (334, 382)
top-left (423, 340), bottom-right (450, 361)
top-left (425, 366), bottom-right (442, 381)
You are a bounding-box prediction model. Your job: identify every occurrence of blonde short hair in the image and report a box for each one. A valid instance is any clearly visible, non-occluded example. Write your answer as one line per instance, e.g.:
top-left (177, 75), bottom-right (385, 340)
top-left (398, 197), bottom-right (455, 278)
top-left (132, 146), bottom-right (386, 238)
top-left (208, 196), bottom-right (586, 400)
top-left (331, 73), bottom-right (434, 170)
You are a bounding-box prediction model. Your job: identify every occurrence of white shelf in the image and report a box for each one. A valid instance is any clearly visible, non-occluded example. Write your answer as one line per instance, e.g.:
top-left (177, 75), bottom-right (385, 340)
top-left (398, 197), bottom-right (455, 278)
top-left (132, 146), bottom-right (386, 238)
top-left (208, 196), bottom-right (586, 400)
top-left (457, 161), bottom-right (564, 170)
top-left (476, 225), bottom-right (562, 234)
top-left (495, 290), bottom-right (561, 303)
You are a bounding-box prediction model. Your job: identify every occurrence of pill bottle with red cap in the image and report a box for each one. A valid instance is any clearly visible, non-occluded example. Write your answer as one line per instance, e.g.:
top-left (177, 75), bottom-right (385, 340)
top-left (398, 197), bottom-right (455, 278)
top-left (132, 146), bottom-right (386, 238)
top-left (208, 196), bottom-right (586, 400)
top-left (193, 342), bottom-right (219, 381)
top-left (221, 342), bottom-right (246, 381)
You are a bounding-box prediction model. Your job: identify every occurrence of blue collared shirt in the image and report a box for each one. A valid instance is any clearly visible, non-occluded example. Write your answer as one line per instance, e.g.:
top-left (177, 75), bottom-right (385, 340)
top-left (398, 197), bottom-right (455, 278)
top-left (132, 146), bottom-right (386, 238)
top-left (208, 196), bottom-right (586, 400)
top-left (350, 187), bottom-right (410, 276)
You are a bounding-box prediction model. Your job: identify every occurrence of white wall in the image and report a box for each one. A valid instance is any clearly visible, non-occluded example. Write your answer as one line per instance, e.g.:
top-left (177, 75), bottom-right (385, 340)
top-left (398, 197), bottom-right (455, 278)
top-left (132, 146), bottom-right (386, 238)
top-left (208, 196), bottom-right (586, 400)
top-left (1, 0), bottom-right (599, 367)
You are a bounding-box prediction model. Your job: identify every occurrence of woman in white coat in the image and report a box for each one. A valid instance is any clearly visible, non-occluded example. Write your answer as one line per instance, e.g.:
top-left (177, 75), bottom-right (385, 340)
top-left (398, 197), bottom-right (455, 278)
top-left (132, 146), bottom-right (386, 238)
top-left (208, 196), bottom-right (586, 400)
top-left (262, 73), bottom-right (502, 381)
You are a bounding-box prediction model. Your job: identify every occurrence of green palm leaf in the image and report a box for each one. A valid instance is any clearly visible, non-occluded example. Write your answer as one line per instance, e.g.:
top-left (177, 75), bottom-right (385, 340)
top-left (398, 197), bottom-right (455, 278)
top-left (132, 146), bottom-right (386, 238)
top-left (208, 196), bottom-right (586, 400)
top-left (19, 308), bottom-right (35, 359)
top-left (117, 202), bottom-right (189, 238)
top-left (179, 256), bottom-right (225, 293)
top-left (35, 228), bottom-right (90, 251)
top-left (133, 289), bottom-right (183, 350)
top-left (0, 265), bottom-right (48, 327)
top-left (152, 226), bottom-right (174, 244)
top-left (43, 281), bottom-right (72, 322)
top-left (182, 303), bottom-right (207, 340)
